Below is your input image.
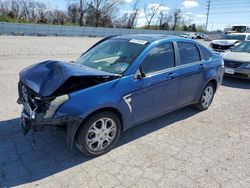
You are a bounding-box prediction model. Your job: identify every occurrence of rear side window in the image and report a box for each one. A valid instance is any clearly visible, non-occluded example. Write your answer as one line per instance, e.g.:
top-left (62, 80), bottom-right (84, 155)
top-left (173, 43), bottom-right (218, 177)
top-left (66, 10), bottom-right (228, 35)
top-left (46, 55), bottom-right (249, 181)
top-left (198, 44), bottom-right (213, 61)
top-left (247, 35), bottom-right (250, 40)
top-left (142, 43), bottom-right (175, 74)
top-left (177, 42), bottom-right (200, 65)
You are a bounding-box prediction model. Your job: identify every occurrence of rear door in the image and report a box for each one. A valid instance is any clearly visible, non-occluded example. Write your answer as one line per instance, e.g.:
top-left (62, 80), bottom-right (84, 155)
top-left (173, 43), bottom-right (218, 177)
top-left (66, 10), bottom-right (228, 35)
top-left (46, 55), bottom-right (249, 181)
top-left (175, 42), bottom-right (206, 106)
top-left (130, 42), bottom-right (180, 124)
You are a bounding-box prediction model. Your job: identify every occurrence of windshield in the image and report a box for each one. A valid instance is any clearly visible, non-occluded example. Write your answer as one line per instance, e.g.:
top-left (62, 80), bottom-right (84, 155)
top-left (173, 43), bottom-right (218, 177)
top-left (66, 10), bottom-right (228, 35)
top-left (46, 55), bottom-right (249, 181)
top-left (221, 34), bottom-right (246, 41)
top-left (75, 38), bottom-right (148, 74)
top-left (232, 41), bottom-right (250, 53)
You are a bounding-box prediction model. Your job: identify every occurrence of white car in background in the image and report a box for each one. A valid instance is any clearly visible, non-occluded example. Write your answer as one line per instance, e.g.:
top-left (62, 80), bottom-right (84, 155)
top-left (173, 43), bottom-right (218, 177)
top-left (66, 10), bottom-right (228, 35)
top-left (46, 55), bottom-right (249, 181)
top-left (223, 41), bottom-right (250, 79)
top-left (179, 33), bottom-right (198, 39)
top-left (197, 33), bottom-right (210, 40)
top-left (210, 33), bottom-right (250, 52)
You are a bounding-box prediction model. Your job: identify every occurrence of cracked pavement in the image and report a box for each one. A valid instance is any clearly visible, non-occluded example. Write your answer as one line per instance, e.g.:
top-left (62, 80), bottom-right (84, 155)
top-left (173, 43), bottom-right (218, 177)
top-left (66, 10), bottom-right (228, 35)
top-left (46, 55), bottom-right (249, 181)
top-left (0, 36), bottom-right (250, 188)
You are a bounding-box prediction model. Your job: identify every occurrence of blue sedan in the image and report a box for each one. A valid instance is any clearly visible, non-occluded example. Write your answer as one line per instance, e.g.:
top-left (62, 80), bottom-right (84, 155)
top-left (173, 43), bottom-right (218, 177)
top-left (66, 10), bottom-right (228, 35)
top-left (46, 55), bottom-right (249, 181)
top-left (18, 35), bottom-right (224, 156)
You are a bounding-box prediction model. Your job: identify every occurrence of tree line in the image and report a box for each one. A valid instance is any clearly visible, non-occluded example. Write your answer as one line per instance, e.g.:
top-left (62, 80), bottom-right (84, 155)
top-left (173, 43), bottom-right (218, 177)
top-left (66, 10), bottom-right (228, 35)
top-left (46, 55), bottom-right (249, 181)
top-left (0, 0), bottom-right (205, 32)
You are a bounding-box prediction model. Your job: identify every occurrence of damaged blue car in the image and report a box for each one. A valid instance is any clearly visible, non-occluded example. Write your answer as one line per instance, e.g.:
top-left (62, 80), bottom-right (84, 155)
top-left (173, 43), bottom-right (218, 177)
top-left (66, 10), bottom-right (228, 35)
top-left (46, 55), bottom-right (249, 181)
top-left (17, 35), bottom-right (224, 156)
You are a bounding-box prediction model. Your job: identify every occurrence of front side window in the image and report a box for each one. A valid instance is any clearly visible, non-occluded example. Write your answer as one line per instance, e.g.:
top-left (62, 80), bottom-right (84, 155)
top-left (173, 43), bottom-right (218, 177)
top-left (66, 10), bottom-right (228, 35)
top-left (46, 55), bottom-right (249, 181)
top-left (75, 39), bottom-right (147, 74)
top-left (177, 42), bottom-right (200, 65)
top-left (141, 43), bottom-right (175, 75)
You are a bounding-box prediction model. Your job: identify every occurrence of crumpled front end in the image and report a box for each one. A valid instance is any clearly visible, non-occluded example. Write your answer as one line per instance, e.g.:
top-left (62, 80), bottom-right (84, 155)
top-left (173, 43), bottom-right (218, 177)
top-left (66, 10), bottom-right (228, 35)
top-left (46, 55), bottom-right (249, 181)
top-left (210, 40), bottom-right (239, 52)
top-left (17, 80), bottom-right (81, 135)
top-left (17, 60), bottom-right (120, 148)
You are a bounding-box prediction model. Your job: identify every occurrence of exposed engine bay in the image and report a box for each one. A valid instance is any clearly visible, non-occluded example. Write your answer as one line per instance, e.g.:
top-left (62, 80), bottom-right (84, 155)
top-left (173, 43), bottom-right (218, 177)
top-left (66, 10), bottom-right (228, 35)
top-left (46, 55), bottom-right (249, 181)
top-left (17, 74), bottom-right (118, 135)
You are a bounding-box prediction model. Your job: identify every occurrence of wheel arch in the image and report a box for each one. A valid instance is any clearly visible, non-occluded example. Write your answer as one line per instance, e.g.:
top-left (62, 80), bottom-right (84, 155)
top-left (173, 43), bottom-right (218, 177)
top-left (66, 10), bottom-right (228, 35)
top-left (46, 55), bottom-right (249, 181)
top-left (84, 107), bottom-right (124, 129)
top-left (208, 78), bottom-right (218, 92)
top-left (68, 106), bottom-right (124, 149)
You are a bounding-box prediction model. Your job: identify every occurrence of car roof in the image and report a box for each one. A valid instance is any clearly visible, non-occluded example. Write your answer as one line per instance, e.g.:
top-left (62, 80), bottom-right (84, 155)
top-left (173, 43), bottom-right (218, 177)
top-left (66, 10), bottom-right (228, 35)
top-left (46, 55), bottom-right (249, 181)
top-left (112, 34), bottom-right (182, 43)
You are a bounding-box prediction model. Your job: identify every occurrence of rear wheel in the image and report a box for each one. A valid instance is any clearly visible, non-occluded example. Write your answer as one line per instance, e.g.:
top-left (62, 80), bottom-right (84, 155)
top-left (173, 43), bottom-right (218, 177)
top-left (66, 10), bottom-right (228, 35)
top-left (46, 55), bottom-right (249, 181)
top-left (75, 111), bottom-right (121, 157)
top-left (195, 83), bottom-right (215, 110)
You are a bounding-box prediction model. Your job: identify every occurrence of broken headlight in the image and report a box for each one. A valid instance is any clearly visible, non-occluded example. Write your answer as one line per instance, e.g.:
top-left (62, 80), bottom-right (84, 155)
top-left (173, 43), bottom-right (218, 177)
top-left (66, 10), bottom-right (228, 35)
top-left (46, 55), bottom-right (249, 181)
top-left (44, 94), bottom-right (69, 118)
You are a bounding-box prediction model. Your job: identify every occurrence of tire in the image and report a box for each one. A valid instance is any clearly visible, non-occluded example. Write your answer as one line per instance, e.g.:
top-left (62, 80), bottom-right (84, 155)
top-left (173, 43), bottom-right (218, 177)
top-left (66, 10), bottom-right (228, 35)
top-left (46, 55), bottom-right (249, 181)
top-left (75, 111), bottom-right (121, 157)
top-left (195, 83), bottom-right (215, 111)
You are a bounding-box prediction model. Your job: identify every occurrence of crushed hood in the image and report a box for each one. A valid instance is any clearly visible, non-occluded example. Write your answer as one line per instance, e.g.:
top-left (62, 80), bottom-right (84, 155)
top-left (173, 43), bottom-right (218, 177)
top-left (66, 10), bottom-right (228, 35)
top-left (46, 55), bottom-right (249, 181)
top-left (211, 40), bottom-right (239, 46)
top-left (20, 60), bottom-right (118, 97)
top-left (223, 52), bottom-right (250, 63)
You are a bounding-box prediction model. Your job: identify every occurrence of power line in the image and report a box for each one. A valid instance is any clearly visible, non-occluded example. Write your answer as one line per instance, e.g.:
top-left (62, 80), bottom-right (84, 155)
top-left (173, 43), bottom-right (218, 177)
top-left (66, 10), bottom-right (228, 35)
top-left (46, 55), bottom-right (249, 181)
top-left (210, 0), bottom-right (250, 5)
top-left (209, 6), bottom-right (250, 10)
top-left (205, 0), bottom-right (211, 31)
top-left (210, 4), bottom-right (250, 8)
top-left (210, 11), bottom-right (250, 15)
top-left (205, 0), bottom-right (250, 31)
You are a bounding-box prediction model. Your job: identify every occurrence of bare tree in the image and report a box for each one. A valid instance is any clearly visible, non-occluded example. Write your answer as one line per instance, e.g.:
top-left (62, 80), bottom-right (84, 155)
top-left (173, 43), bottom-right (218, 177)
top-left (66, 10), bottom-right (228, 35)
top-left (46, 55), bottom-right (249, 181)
top-left (68, 3), bottom-right (78, 24)
top-left (19, 0), bottom-right (30, 20)
top-left (51, 10), bottom-right (68, 25)
top-left (0, 0), bottom-right (10, 15)
top-left (78, 0), bottom-right (84, 26)
top-left (144, 3), bottom-right (162, 29)
top-left (115, 0), bottom-right (139, 29)
top-left (158, 10), bottom-right (172, 30)
top-left (0, 0), bottom-right (200, 31)
top-left (85, 0), bottom-right (120, 27)
top-left (172, 9), bottom-right (182, 30)
top-left (126, 0), bottom-right (139, 29)
top-left (36, 2), bottom-right (47, 23)
top-left (9, 0), bottom-right (20, 19)
top-left (27, 1), bottom-right (37, 21)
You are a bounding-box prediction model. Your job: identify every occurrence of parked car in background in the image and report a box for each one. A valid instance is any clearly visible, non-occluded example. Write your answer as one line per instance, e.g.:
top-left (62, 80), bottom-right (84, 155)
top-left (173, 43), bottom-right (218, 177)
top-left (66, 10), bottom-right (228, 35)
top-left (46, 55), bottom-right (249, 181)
top-left (179, 33), bottom-right (198, 39)
top-left (197, 33), bottom-right (209, 40)
top-left (17, 35), bottom-right (224, 156)
top-left (210, 33), bottom-right (250, 52)
top-left (223, 41), bottom-right (250, 79)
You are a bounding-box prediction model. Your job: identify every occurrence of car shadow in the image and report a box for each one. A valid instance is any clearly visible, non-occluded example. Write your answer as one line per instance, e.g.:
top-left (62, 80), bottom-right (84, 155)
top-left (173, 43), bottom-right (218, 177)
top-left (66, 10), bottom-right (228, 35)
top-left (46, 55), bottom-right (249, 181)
top-left (222, 76), bottom-right (250, 89)
top-left (0, 106), bottom-right (199, 187)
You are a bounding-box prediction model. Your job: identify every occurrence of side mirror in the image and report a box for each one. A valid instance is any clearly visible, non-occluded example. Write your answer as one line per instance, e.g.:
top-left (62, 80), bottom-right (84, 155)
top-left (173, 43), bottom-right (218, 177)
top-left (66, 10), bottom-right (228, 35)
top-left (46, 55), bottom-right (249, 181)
top-left (135, 65), bottom-right (146, 80)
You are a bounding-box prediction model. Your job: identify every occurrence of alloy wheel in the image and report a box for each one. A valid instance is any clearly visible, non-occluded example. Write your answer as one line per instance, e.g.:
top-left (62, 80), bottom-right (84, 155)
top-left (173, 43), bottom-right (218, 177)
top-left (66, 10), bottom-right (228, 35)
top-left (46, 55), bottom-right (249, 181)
top-left (86, 117), bottom-right (117, 152)
top-left (201, 85), bottom-right (214, 108)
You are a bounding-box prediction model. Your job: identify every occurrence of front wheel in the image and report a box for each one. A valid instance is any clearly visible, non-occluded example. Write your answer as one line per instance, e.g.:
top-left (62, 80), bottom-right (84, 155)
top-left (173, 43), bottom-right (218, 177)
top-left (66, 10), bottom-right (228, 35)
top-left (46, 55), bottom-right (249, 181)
top-left (195, 83), bottom-right (215, 110)
top-left (75, 111), bottom-right (121, 157)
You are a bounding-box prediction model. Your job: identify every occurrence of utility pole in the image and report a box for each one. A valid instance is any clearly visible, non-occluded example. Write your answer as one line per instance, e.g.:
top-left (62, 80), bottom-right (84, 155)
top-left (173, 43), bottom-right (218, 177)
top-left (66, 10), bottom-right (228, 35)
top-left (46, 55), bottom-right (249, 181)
top-left (206, 0), bottom-right (211, 31)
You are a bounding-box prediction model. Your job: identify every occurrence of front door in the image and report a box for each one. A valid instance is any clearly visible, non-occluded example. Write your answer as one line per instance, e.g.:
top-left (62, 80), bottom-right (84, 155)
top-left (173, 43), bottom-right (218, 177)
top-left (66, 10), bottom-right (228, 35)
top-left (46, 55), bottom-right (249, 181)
top-left (130, 42), bottom-right (180, 124)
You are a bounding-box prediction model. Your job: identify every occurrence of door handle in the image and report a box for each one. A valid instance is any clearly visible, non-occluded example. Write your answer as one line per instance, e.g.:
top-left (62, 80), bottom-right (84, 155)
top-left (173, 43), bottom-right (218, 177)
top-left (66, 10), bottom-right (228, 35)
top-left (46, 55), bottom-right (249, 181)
top-left (167, 72), bottom-right (177, 79)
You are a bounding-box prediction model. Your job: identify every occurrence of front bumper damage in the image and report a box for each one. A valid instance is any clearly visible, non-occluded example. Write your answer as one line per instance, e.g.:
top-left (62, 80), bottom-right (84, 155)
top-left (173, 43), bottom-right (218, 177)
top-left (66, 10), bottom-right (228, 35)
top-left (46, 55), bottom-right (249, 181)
top-left (17, 81), bottom-right (82, 148)
top-left (20, 108), bottom-right (81, 148)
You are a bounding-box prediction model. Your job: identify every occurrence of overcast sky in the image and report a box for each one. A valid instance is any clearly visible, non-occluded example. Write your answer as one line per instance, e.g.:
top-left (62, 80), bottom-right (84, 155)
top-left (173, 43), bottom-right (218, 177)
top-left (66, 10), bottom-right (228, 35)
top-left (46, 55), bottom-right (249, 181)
top-left (39, 0), bottom-right (250, 31)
